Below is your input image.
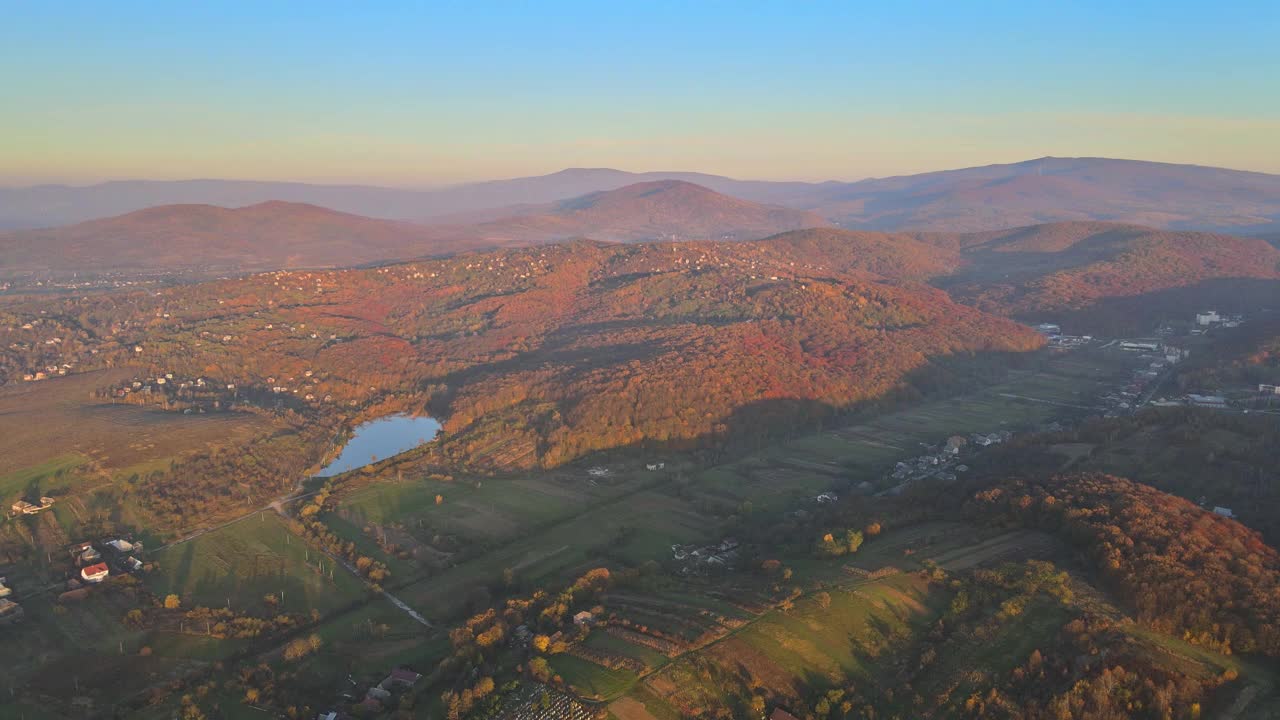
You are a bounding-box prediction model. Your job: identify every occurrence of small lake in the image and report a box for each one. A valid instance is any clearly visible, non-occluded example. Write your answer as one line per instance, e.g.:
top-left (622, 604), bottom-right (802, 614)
top-left (314, 414), bottom-right (441, 477)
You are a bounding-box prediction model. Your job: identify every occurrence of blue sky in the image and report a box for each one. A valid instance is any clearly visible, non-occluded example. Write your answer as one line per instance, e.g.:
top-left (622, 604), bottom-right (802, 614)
top-left (3, 1), bottom-right (1278, 184)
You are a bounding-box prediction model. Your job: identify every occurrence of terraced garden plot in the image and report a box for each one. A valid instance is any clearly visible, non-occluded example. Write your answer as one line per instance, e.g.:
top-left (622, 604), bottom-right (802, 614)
top-left (583, 629), bottom-right (671, 670)
top-left (631, 572), bottom-right (938, 716)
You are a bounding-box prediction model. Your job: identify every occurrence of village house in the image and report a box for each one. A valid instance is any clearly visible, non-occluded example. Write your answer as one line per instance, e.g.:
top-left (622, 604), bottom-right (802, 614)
top-left (573, 611), bottom-right (595, 626)
top-left (1187, 394), bottom-right (1228, 409)
top-left (379, 667), bottom-right (421, 690)
top-left (0, 598), bottom-right (24, 625)
top-left (1120, 340), bottom-right (1161, 352)
top-left (79, 545), bottom-right (101, 564)
top-left (11, 497), bottom-right (53, 515)
top-left (1213, 506), bottom-right (1236, 519)
top-left (365, 686), bottom-right (391, 703)
top-left (80, 562), bottom-right (110, 584)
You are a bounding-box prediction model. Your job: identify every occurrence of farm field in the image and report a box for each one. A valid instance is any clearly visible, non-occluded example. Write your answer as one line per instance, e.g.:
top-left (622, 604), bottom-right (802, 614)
top-left (0, 368), bottom-right (279, 478)
top-left (331, 469), bottom-right (640, 553)
top-left (329, 349), bottom-right (1130, 628)
top-left (391, 483), bottom-right (713, 618)
top-left (0, 453), bottom-right (90, 501)
top-left (147, 512), bottom-right (366, 614)
top-left (684, 352), bottom-right (1126, 513)
top-left (551, 653), bottom-right (640, 700)
top-left (557, 524), bottom-right (1052, 715)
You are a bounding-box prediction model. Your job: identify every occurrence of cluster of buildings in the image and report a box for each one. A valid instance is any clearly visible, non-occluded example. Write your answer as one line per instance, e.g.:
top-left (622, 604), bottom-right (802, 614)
top-left (671, 537), bottom-right (740, 575)
top-left (1099, 341), bottom-right (1188, 415)
top-left (107, 368), bottom-right (337, 412)
top-left (1192, 310), bottom-right (1244, 333)
top-left (1034, 323), bottom-right (1094, 349)
top-left (883, 432), bottom-right (1007, 490)
top-left (10, 496), bottom-right (55, 515)
top-left (63, 538), bottom-right (146, 593)
top-left (21, 361), bottom-right (75, 382)
top-left (323, 666), bottom-right (421, 717)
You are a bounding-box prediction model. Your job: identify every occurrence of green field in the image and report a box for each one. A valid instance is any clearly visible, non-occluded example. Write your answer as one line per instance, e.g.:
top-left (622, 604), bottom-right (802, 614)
top-left (0, 453), bottom-right (90, 501)
top-left (148, 512), bottom-right (367, 614)
top-left (393, 485), bottom-right (712, 618)
top-left (551, 653), bottom-right (641, 700)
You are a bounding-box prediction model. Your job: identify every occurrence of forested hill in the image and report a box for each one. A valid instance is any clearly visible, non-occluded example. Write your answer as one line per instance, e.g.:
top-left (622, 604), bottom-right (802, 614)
top-left (0, 235), bottom-right (1042, 478)
top-left (0, 201), bottom-right (456, 277)
top-left (757, 222), bottom-right (1280, 331)
top-left (450, 179), bottom-right (829, 245)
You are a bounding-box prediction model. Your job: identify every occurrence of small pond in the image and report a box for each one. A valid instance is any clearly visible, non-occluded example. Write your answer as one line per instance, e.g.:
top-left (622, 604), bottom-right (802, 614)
top-left (314, 414), bottom-right (441, 477)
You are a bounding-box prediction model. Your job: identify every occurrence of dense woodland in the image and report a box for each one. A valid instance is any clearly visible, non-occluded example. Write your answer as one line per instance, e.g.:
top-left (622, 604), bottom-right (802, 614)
top-left (965, 472), bottom-right (1280, 656)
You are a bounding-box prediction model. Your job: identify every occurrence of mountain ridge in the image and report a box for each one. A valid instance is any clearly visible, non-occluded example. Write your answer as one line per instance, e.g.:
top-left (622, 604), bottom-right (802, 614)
top-left (5, 156), bottom-right (1277, 233)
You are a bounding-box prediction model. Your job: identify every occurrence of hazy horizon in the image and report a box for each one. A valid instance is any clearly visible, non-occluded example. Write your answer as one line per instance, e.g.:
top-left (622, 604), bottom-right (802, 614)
top-left (4, 153), bottom-right (1280, 192)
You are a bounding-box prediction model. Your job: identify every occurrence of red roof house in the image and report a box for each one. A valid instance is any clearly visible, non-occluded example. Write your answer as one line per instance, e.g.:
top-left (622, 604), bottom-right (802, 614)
top-left (80, 562), bottom-right (109, 583)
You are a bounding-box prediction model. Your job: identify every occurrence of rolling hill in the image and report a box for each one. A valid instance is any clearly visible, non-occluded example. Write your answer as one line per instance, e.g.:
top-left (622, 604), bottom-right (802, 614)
top-left (0, 234), bottom-right (1043, 479)
top-left (0, 201), bottom-right (460, 277)
top-left (449, 180), bottom-right (828, 244)
top-left (939, 222), bottom-right (1280, 325)
top-left (748, 221), bottom-right (1280, 330)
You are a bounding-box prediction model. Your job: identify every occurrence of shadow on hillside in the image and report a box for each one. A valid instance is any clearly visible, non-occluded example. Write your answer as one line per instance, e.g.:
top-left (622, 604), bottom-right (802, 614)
top-left (498, 347), bottom-right (1051, 471)
top-left (1023, 278), bottom-right (1280, 336)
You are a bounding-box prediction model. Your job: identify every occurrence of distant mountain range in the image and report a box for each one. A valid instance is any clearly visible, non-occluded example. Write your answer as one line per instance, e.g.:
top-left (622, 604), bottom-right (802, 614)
top-left (0, 169), bottom-right (820, 231)
top-left (4, 157), bottom-right (1277, 235)
top-left (0, 181), bottom-right (823, 277)
top-left (800, 157), bottom-right (1280, 233)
